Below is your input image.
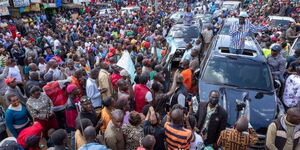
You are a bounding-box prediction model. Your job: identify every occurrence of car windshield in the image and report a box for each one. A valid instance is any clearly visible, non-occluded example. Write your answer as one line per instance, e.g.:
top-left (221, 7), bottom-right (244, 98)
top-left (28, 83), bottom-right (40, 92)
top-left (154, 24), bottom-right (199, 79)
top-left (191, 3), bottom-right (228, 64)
top-left (220, 24), bottom-right (231, 35)
top-left (202, 57), bottom-right (273, 91)
top-left (170, 26), bottom-right (199, 38)
top-left (293, 38), bottom-right (300, 49)
top-left (223, 4), bottom-right (238, 10)
top-left (271, 19), bottom-right (292, 29)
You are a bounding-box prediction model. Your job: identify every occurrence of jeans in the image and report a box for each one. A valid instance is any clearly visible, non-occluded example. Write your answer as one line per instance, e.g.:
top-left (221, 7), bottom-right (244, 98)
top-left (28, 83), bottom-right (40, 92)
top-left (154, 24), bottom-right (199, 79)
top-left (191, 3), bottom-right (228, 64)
top-left (70, 131), bottom-right (75, 150)
top-left (229, 47), bottom-right (244, 54)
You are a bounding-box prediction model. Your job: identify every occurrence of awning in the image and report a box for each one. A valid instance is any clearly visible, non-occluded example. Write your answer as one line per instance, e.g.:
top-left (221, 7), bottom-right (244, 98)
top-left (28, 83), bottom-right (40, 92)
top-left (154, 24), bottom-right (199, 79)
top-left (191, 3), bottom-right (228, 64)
top-left (62, 3), bottom-right (84, 9)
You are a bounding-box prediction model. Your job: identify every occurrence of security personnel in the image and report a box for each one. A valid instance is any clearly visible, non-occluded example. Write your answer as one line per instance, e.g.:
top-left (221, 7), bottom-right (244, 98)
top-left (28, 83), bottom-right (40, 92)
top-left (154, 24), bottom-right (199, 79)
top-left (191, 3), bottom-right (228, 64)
top-left (267, 45), bottom-right (286, 82)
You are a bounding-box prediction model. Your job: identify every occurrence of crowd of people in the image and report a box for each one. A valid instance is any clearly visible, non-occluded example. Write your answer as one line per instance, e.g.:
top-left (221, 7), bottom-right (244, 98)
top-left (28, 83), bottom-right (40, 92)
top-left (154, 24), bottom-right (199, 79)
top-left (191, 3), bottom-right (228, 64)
top-left (0, 0), bottom-right (299, 150)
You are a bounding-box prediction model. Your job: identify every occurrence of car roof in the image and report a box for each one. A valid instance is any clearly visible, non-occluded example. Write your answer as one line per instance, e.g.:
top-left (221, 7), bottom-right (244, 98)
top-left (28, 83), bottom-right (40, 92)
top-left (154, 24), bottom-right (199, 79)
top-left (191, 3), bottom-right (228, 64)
top-left (210, 35), bottom-right (266, 62)
top-left (224, 17), bottom-right (239, 24)
top-left (268, 16), bottom-right (296, 22)
top-left (172, 23), bottom-right (199, 28)
top-left (223, 1), bottom-right (241, 4)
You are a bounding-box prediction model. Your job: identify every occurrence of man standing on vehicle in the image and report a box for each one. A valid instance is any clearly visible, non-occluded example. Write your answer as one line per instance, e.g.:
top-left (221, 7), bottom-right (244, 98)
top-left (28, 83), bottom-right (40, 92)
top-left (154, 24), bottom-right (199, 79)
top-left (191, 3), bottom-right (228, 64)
top-left (195, 90), bottom-right (228, 149)
top-left (266, 107), bottom-right (300, 150)
top-left (229, 12), bottom-right (257, 54)
top-left (267, 45), bottom-right (286, 83)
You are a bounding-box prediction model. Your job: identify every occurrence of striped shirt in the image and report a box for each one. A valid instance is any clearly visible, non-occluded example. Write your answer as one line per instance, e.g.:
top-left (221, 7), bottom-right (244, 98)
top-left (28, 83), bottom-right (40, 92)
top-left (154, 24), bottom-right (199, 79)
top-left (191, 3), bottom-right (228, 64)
top-left (164, 122), bottom-right (195, 150)
top-left (229, 20), bottom-right (256, 49)
top-left (217, 128), bottom-right (259, 150)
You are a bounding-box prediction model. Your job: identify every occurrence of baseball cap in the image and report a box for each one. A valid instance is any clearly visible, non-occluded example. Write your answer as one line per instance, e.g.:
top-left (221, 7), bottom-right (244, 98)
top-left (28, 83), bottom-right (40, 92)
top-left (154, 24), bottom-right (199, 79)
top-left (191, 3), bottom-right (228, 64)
top-left (5, 78), bottom-right (15, 85)
top-left (239, 11), bottom-right (249, 18)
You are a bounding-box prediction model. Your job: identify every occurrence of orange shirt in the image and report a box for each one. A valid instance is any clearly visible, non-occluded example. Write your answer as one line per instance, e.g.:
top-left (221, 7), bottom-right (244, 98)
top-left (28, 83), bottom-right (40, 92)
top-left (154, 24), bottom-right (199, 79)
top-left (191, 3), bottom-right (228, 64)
top-left (181, 69), bottom-right (192, 90)
top-left (100, 107), bottom-right (111, 133)
top-left (71, 76), bottom-right (83, 97)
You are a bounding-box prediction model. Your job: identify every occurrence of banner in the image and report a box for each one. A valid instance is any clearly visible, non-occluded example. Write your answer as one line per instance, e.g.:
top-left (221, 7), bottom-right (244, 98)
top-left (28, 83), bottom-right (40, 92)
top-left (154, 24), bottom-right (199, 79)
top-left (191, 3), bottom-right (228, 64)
top-left (13, 0), bottom-right (30, 7)
top-left (117, 51), bottom-right (136, 82)
top-left (0, 7), bottom-right (9, 16)
top-left (0, 0), bottom-right (9, 7)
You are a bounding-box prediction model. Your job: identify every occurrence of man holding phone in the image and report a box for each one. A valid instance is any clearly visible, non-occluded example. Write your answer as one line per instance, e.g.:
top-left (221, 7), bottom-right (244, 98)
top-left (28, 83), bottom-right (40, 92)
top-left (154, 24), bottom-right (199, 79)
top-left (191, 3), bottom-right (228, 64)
top-left (229, 12), bottom-right (257, 54)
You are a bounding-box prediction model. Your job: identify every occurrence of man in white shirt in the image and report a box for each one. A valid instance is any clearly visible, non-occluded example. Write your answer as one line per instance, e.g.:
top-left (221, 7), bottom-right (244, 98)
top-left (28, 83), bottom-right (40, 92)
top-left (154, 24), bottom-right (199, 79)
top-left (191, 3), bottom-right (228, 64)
top-left (53, 35), bottom-right (61, 50)
top-left (201, 25), bottom-right (214, 51)
top-left (47, 59), bottom-right (65, 81)
top-left (86, 69), bottom-right (106, 115)
top-left (283, 65), bottom-right (300, 108)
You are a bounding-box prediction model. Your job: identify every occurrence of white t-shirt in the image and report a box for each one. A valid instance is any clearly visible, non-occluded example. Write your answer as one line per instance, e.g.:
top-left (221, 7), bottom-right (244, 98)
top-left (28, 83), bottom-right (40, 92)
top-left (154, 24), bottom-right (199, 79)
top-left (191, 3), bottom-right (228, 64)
top-left (38, 63), bottom-right (46, 74)
top-left (190, 132), bottom-right (204, 150)
top-left (53, 39), bottom-right (61, 50)
top-left (8, 66), bottom-right (22, 82)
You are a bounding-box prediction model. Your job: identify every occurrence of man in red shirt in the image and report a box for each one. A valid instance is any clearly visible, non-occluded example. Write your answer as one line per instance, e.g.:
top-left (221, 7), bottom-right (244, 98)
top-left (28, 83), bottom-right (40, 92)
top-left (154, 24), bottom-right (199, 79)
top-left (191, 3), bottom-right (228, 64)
top-left (134, 73), bottom-right (153, 113)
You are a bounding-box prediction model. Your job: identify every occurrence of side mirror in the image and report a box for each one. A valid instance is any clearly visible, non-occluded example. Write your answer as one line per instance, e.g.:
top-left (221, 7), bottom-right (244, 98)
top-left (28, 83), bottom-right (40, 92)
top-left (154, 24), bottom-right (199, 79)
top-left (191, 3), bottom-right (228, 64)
top-left (274, 79), bottom-right (281, 90)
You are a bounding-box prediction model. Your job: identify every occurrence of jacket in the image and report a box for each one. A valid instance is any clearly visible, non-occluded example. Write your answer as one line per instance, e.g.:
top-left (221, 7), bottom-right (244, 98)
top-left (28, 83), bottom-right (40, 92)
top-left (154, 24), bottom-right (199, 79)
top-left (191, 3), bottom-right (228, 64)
top-left (266, 115), bottom-right (300, 150)
top-left (195, 102), bottom-right (228, 145)
top-left (169, 85), bottom-right (188, 108)
top-left (43, 81), bottom-right (68, 112)
top-left (134, 84), bottom-right (150, 113)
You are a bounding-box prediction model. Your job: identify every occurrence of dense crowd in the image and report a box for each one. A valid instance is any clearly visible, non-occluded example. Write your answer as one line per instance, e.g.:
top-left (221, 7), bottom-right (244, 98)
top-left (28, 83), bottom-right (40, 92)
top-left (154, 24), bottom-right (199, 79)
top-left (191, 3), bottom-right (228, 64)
top-left (0, 0), bottom-right (299, 150)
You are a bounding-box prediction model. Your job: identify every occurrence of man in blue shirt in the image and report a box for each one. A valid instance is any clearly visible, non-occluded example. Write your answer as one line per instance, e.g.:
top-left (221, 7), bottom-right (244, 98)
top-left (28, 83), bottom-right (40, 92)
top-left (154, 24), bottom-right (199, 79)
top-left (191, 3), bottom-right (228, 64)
top-left (229, 12), bottom-right (256, 54)
top-left (78, 126), bottom-right (108, 150)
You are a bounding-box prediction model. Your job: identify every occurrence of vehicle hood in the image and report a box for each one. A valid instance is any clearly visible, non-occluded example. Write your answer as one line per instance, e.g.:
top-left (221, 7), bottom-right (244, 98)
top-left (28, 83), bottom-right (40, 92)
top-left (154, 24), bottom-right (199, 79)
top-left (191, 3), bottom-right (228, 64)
top-left (199, 81), bottom-right (277, 131)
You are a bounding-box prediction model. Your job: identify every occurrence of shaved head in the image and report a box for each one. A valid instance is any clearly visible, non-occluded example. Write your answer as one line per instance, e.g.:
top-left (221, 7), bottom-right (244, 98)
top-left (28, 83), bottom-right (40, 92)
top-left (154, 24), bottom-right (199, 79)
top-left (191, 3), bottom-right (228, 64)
top-left (84, 126), bottom-right (96, 142)
top-left (170, 108), bottom-right (184, 125)
top-left (287, 107), bottom-right (300, 125)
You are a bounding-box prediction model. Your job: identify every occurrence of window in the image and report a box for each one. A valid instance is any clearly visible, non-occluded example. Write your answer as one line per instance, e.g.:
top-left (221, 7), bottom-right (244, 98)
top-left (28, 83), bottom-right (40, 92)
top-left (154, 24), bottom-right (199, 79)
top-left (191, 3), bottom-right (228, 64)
top-left (170, 26), bottom-right (199, 39)
top-left (202, 57), bottom-right (273, 91)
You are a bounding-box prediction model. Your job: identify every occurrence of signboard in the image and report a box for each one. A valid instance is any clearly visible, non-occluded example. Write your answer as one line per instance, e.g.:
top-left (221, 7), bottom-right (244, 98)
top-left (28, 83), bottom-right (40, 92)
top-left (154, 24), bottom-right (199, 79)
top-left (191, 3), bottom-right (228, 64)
top-left (0, 7), bottom-right (9, 16)
top-left (13, 0), bottom-right (30, 7)
top-left (0, 0), bottom-right (9, 7)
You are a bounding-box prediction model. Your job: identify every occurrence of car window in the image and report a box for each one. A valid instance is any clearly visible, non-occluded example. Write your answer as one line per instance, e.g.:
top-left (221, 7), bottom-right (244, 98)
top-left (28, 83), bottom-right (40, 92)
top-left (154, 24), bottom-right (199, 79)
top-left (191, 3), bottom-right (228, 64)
top-left (169, 26), bottom-right (199, 38)
top-left (202, 57), bottom-right (272, 91)
top-left (293, 38), bottom-right (300, 50)
top-left (220, 24), bottom-right (230, 35)
top-left (271, 19), bottom-right (291, 29)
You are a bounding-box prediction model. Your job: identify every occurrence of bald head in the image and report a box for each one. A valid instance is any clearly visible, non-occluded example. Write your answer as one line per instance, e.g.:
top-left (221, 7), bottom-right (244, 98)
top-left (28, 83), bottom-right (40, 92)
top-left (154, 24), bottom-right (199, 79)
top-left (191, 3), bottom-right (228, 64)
top-left (142, 135), bottom-right (156, 150)
top-left (170, 108), bottom-right (184, 125)
top-left (84, 126), bottom-right (96, 142)
top-left (236, 116), bottom-right (248, 132)
top-left (287, 107), bottom-right (300, 125)
top-left (29, 63), bottom-right (38, 71)
top-left (29, 71), bottom-right (39, 81)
